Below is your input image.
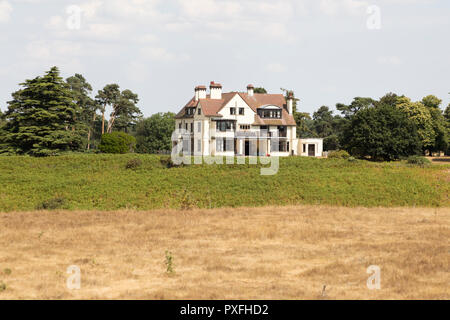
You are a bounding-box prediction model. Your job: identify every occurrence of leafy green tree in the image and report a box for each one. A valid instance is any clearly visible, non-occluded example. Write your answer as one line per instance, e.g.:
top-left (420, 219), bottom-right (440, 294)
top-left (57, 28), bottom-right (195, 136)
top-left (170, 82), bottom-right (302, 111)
top-left (96, 84), bottom-right (141, 134)
top-left (135, 112), bottom-right (175, 153)
top-left (396, 97), bottom-right (435, 153)
top-left (96, 84), bottom-right (120, 135)
top-left (336, 97), bottom-right (375, 118)
top-left (98, 131), bottom-right (136, 154)
top-left (66, 74), bottom-right (99, 150)
top-left (254, 87), bottom-right (267, 94)
top-left (343, 104), bottom-right (421, 161)
top-left (0, 67), bottom-right (81, 156)
top-left (421, 95), bottom-right (448, 153)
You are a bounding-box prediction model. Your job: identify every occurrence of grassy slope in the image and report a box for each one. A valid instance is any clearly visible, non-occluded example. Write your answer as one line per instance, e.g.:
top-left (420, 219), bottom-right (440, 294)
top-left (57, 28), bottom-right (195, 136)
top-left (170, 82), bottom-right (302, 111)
top-left (0, 154), bottom-right (448, 211)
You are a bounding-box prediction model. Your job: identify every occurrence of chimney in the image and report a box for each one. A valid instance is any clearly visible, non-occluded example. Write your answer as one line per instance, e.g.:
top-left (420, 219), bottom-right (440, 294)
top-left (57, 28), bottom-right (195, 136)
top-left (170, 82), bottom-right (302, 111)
top-left (247, 84), bottom-right (254, 96)
top-left (210, 81), bottom-right (222, 99)
top-left (287, 91), bottom-right (294, 114)
top-left (195, 85), bottom-right (206, 101)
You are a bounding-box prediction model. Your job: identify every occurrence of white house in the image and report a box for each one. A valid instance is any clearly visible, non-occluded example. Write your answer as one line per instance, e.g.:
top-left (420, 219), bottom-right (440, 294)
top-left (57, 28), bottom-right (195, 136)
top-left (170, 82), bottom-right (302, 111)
top-left (174, 82), bottom-right (323, 157)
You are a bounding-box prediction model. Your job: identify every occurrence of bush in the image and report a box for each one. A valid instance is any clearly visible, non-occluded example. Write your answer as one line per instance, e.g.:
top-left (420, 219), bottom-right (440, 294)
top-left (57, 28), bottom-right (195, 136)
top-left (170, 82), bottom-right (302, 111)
top-left (36, 196), bottom-right (65, 210)
top-left (125, 158), bottom-right (142, 170)
top-left (99, 132), bottom-right (136, 154)
top-left (160, 156), bottom-right (182, 168)
top-left (407, 156), bottom-right (431, 166)
top-left (328, 150), bottom-right (351, 159)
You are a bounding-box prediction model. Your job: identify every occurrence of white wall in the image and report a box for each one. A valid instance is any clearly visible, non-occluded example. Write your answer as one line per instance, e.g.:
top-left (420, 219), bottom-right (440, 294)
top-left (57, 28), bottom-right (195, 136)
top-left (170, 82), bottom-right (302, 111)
top-left (298, 138), bottom-right (323, 157)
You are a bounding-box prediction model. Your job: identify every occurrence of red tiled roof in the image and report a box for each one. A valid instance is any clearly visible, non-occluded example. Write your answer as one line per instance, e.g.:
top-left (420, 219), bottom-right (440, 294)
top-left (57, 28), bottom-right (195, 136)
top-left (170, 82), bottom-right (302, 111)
top-left (175, 92), bottom-right (297, 126)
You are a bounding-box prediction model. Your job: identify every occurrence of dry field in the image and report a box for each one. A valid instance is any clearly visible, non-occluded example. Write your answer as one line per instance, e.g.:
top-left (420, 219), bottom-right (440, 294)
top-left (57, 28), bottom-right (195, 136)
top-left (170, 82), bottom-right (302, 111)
top-left (0, 206), bottom-right (449, 300)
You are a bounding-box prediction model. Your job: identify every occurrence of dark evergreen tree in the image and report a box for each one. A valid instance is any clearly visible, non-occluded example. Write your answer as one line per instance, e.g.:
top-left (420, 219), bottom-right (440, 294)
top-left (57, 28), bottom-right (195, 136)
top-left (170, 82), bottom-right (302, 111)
top-left (1, 67), bottom-right (81, 156)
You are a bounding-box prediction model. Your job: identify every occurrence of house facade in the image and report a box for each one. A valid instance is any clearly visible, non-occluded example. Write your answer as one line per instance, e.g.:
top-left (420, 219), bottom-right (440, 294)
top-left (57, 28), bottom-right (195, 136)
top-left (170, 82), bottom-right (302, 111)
top-left (173, 82), bottom-right (322, 157)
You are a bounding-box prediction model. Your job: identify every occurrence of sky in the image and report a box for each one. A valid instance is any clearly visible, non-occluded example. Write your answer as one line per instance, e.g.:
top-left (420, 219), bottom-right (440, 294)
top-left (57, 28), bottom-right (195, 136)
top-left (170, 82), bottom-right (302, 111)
top-left (0, 0), bottom-right (449, 117)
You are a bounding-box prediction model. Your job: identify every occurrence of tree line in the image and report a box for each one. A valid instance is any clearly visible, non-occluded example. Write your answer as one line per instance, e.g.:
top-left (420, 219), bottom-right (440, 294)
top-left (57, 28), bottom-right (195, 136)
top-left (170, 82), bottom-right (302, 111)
top-left (289, 91), bottom-right (450, 160)
top-left (0, 67), bottom-right (174, 156)
top-left (0, 67), bottom-right (449, 160)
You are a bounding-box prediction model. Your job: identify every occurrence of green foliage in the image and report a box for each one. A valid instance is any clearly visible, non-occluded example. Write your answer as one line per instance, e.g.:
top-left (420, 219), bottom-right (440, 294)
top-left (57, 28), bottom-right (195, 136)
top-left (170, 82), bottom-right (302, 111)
top-left (135, 112), bottom-right (175, 153)
top-left (0, 67), bottom-right (82, 156)
top-left (125, 158), bottom-right (142, 170)
top-left (253, 87), bottom-right (267, 94)
top-left (343, 104), bottom-right (422, 161)
top-left (328, 150), bottom-right (350, 159)
top-left (396, 97), bottom-right (435, 151)
top-left (406, 156), bottom-right (431, 167)
top-left (36, 196), bottom-right (66, 210)
top-left (0, 154), bottom-right (447, 212)
top-left (0, 282), bottom-right (6, 292)
top-left (99, 132), bottom-right (136, 154)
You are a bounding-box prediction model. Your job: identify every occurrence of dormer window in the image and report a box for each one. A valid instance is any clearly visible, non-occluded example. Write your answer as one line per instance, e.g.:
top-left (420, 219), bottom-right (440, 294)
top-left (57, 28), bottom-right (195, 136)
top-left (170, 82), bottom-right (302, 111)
top-left (230, 107), bottom-right (236, 115)
top-left (198, 108), bottom-right (201, 115)
top-left (257, 105), bottom-right (282, 119)
top-left (186, 107), bottom-right (195, 116)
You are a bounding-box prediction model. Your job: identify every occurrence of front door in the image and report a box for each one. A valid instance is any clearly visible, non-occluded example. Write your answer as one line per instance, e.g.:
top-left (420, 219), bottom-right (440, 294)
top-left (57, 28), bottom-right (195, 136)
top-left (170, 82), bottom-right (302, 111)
top-left (308, 144), bottom-right (315, 157)
top-left (245, 140), bottom-right (250, 156)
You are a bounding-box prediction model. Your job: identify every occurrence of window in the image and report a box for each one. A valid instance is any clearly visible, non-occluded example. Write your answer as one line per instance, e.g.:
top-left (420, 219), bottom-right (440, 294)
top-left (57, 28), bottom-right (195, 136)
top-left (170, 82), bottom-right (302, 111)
top-left (216, 120), bottom-right (235, 132)
top-left (216, 138), bottom-right (234, 152)
top-left (230, 107), bottom-right (236, 115)
top-left (239, 108), bottom-right (244, 115)
top-left (190, 123), bottom-right (193, 132)
top-left (197, 140), bottom-right (201, 152)
top-left (178, 123), bottom-right (182, 129)
top-left (198, 108), bottom-right (201, 115)
top-left (258, 108), bottom-right (281, 118)
top-left (185, 123), bottom-right (188, 130)
top-left (197, 122), bottom-right (202, 133)
top-left (303, 144), bottom-right (306, 153)
top-left (240, 125), bottom-right (250, 130)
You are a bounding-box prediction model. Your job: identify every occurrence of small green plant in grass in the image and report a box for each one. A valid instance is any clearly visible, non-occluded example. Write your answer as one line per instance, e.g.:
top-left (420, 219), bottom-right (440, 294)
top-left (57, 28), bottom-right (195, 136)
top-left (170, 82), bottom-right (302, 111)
top-left (328, 150), bottom-right (350, 159)
top-left (125, 158), bottom-right (142, 170)
top-left (3, 269), bottom-right (11, 276)
top-left (407, 156), bottom-right (431, 167)
top-left (165, 250), bottom-right (174, 275)
top-left (0, 282), bottom-right (6, 292)
top-left (180, 188), bottom-right (194, 210)
top-left (36, 197), bottom-right (65, 210)
top-left (348, 156), bottom-right (357, 162)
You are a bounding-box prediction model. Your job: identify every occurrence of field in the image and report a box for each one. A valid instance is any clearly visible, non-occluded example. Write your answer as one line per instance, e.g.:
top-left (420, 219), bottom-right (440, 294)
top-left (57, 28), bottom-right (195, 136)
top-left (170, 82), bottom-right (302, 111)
top-left (0, 206), bottom-right (448, 299)
top-left (0, 154), bottom-right (448, 211)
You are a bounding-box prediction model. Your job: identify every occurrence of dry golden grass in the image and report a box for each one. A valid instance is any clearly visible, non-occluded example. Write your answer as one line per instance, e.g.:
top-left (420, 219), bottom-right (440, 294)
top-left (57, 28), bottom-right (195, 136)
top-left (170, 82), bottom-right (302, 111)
top-left (0, 206), bottom-right (448, 300)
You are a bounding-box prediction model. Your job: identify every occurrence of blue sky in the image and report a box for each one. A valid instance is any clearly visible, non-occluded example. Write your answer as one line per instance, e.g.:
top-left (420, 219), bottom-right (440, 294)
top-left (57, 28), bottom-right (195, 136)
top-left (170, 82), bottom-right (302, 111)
top-left (0, 0), bottom-right (449, 117)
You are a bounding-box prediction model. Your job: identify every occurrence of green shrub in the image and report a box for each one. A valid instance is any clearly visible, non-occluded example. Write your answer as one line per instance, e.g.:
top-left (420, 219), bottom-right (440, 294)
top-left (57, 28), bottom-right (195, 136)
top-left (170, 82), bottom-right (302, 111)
top-left (36, 196), bottom-right (65, 210)
top-left (407, 156), bottom-right (431, 166)
top-left (160, 156), bottom-right (182, 168)
top-left (99, 132), bottom-right (136, 154)
top-left (125, 158), bottom-right (142, 170)
top-left (328, 150), bottom-right (351, 159)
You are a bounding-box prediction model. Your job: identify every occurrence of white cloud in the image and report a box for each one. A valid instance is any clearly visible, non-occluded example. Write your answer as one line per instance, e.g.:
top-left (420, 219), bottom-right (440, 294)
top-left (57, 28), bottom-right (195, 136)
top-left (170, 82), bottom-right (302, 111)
top-left (266, 62), bottom-right (287, 73)
top-left (0, 0), bottom-right (12, 23)
top-left (140, 46), bottom-right (190, 62)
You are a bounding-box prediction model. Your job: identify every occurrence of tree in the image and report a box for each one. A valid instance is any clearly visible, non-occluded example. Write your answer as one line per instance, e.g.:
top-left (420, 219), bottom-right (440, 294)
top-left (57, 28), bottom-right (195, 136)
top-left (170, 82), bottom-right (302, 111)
top-left (66, 74), bottom-right (99, 150)
top-left (421, 95), bottom-right (448, 153)
top-left (0, 67), bottom-right (81, 156)
top-left (343, 104), bottom-right (421, 161)
top-left (96, 84), bottom-right (141, 134)
top-left (396, 97), bottom-right (435, 153)
top-left (96, 84), bottom-right (120, 135)
top-left (254, 87), bottom-right (267, 94)
top-left (135, 112), bottom-right (175, 153)
top-left (98, 131), bottom-right (136, 154)
top-left (336, 97), bottom-right (376, 118)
